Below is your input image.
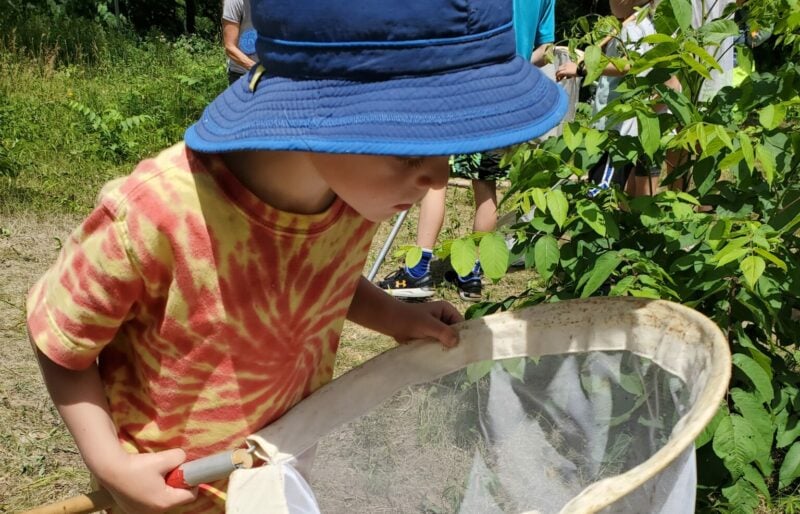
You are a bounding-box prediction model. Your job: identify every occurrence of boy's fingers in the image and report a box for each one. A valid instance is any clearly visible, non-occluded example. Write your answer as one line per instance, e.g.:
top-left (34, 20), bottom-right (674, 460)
top-left (164, 485), bottom-right (199, 505)
top-left (425, 315), bottom-right (459, 348)
top-left (154, 449), bottom-right (198, 503)
top-left (152, 448), bottom-right (188, 475)
top-left (430, 301), bottom-right (464, 324)
top-left (437, 325), bottom-right (459, 348)
top-left (421, 302), bottom-right (461, 347)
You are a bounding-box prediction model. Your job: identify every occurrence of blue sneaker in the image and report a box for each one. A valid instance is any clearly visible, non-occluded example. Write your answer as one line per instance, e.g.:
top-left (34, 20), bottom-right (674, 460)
top-left (378, 267), bottom-right (434, 299)
top-left (445, 270), bottom-right (482, 302)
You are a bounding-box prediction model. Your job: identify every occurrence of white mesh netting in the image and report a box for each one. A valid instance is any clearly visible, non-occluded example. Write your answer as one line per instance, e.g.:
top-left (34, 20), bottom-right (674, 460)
top-left (310, 352), bottom-right (693, 513)
top-left (233, 298), bottom-right (730, 514)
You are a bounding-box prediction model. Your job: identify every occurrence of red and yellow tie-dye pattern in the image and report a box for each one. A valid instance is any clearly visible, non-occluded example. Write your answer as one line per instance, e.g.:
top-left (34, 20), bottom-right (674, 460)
top-left (27, 143), bottom-right (376, 513)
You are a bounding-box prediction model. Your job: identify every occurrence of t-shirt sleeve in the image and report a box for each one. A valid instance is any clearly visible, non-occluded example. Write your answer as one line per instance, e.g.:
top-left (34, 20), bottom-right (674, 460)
top-left (26, 203), bottom-right (144, 371)
top-left (621, 21), bottom-right (653, 51)
top-left (535, 0), bottom-right (556, 47)
top-left (222, 0), bottom-right (244, 23)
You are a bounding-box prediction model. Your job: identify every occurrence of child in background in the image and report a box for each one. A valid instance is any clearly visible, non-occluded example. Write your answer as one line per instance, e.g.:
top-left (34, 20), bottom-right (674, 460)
top-left (27, 0), bottom-right (566, 512)
top-left (557, 0), bottom-right (669, 196)
top-left (378, 0), bottom-right (559, 301)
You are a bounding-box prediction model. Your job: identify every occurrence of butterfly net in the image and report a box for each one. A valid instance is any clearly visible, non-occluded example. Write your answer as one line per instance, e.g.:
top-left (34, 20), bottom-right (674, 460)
top-left (231, 298), bottom-right (730, 514)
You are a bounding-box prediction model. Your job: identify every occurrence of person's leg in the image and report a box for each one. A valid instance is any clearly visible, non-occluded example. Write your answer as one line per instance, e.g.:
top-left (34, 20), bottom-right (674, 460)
top-left (416, 186), bottom-right (447, 249)
top-left (377, 185), bottom-right (446, 298)
top-left (625, 160), bottom-right (660, 197)
top-left (625, 174), bottom-right (660, 196)
top-left (472, 179), bottom-right (497, 233)
top-left (447, 178), bottom-right (496, 302)
top-left (404, 185), bottom-right (447, 277)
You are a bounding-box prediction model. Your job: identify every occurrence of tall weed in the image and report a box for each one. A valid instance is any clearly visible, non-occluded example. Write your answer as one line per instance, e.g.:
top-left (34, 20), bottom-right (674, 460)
top-left (0, 16), bottom-right (226, 213)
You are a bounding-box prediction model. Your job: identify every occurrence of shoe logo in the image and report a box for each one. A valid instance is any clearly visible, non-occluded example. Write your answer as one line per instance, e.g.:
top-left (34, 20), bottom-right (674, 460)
top-left (395, 280), bottom-right (407, 288)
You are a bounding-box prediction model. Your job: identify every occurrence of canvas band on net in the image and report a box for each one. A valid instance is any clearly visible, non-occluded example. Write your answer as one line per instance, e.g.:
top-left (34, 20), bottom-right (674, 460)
top-left (229, 297), bottom-right (730, 513)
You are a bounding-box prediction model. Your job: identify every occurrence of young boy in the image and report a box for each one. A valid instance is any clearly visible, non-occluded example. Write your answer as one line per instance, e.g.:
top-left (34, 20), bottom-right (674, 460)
top-left (27, 0), bottom-right (566, 512)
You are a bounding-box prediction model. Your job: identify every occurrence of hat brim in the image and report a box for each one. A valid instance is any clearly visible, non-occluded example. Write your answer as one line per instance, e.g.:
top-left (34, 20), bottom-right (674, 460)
top-left (185, 56), bottom-right (567, 156)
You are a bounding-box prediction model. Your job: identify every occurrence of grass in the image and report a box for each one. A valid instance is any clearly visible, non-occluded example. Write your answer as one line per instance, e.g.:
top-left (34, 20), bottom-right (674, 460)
top-left (0, 25), bottom-right (225, 214)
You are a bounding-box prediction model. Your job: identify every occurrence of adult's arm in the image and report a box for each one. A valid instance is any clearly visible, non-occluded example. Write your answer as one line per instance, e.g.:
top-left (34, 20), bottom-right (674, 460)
top-left (531, 0), bottom-right (556, 67)
top-left (556, 60), bottom-right (628, 81)
top-left (531, 43), bottom-right (552, 67)
top-left (222, 20), bottom-right (257, 71)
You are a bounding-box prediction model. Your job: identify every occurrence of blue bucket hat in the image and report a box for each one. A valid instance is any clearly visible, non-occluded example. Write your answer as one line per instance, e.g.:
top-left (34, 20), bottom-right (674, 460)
top-left (185, 0), bottom-right (567, 156)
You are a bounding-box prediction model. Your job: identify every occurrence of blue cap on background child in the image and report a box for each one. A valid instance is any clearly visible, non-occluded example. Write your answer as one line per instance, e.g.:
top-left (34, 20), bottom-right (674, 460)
top-left (186, 0), bottom-right (568, 156)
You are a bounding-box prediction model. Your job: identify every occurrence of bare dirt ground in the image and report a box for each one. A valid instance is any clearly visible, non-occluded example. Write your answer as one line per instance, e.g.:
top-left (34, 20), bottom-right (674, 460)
top-left (0, 213), bottom-right (90, 511)
top-left (0, 184), bottom-right (534, 512)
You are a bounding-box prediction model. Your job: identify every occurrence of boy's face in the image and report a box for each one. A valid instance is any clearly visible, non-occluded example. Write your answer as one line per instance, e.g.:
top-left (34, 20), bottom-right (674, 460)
top-left (309, 154), bottom-right (450, 222)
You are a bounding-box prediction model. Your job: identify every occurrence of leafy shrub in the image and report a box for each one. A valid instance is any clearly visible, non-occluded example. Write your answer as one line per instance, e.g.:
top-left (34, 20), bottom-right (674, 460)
top-left (426, 0), bottom-right (800, 511)
top-left (68, 101), bottom-right (153, 161)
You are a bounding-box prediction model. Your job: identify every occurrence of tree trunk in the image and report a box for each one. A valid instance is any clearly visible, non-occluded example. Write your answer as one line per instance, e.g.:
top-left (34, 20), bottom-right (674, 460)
top-left (185, 0), bottom-right (196, 34)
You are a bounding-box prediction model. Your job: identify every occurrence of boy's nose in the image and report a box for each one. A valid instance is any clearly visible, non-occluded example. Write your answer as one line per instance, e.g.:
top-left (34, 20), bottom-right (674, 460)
top-left (415, 157), bottom-right (450, 190)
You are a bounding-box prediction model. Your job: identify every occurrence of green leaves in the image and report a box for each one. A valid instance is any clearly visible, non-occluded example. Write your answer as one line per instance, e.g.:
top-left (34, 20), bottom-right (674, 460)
top-left (780, 443), bottom-right (800, 489)
top-left (698, 19), bottom-right (740, 44)
top-left (669, 0), bottom-right (692, 32)
top-left (722, 479), bottom-right (761, 513)
top-left (576, 200), bottom-right (607, 236)
top-left (546, 189), bottom-right (569, 228)
top-left (450, 237), bottom-right (477, 278)
top-left (580, 251), bottom-right (622, 298)
top-left (759, 104), bottom-right (787, 130)
top-left (534, 235), bottom-right (559, 282)
top-left (404, 246), bottom-right (422, 269)
top-left (479, 232), bottom-right (509, 280)
top-left (756, 143), bottom-right (777, 186)
top-left (466, 360), bottom-right (494, 384)
top-left (738, 133), bottom-right (755, 171)
top-left (563, 122), bottom-right (583, 151)
top-left (733, 354), bottom-right (774, 405)
top-left (714, 414), bottom-right (760, 477)
top-left (740, 255), bottom-right (766, 289)
top-left (469, 3), bottom-right (800, 509)
top-left (636, 110), bottom-right (661, 158)
top-left (583, 44), bottom-right (603, 84)
top-left (731, 388), bottom-right (774, 475)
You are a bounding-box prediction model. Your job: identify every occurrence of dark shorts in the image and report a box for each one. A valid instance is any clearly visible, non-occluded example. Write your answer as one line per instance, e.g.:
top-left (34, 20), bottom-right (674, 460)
top-left (588, 154), bottom-right (660, 191)
top-left (228, 70), bottom-right (245, 85)
top-left (450, 152), bottom-right (507, 181)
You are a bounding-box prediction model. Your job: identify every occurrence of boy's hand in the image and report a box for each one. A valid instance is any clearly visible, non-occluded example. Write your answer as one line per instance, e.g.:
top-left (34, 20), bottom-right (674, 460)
top-left (31, 342), bottom-right (197, 513)
top-left (100, 448), bottom-right (198, 514)
top-left (348, 277), bottom-right (463, 348)
top-left (389, 300), bottom-right (464, 348)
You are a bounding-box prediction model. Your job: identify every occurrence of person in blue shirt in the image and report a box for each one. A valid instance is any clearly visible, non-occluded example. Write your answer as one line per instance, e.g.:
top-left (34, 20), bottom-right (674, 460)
top-left (515, 0), bottom-right (557, 66)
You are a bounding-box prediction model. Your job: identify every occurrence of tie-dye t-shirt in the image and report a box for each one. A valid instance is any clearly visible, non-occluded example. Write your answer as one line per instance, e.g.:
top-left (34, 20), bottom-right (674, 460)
top-left (26, 143), bottom-right (377, 512)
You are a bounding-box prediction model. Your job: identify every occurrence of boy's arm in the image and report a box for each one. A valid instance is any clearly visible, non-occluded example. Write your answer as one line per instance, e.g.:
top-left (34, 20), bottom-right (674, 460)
top-left (31, 337), bottom-right (197, 514)
top-left (347, 276), bottom-right (463, 348)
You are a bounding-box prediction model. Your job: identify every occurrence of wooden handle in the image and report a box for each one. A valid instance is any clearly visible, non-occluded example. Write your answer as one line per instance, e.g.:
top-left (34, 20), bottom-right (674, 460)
top-left (19, 489), bottom-right (115, 514)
